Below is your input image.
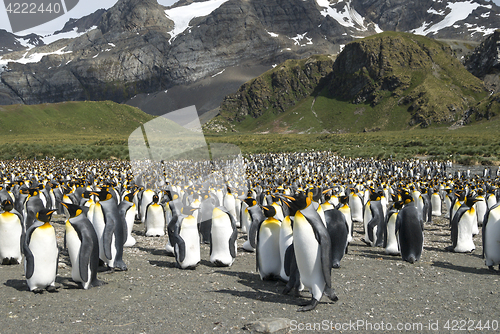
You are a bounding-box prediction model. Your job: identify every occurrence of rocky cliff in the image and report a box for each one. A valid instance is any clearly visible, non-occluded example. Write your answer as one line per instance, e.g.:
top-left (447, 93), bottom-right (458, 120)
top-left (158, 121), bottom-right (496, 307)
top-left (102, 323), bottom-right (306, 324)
top-left (210, 32), bottom-right (488, 133)
top-left (465, 29), bottom-right (500, 93)
top-left (0, 0), bottom-right (499, 107)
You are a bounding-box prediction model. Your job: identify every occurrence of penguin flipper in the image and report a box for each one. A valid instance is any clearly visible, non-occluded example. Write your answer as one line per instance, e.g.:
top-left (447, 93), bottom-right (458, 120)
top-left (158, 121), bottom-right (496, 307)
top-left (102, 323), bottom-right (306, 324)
top-left (229, 227), bottom-right (238, 259)
top-left (103, 217), bottom-right (115, 260)
top-left (174, 234), bottom-right (186, 263)
top-left (77, 231), bottom-right (92, 284)
top-left (283, 244), bottom-right (294, 277)
top-left (24, 245), bottom-right (35, 279)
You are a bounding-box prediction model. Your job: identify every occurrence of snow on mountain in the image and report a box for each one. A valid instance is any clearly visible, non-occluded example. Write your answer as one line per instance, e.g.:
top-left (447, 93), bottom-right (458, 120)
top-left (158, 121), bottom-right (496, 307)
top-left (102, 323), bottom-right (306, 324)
top-left (316, 0), bottom-right (383, 33)
top-left (412, 0), bottom-right (492, 36)
top-left (164, 0), bottom-right (230, 43)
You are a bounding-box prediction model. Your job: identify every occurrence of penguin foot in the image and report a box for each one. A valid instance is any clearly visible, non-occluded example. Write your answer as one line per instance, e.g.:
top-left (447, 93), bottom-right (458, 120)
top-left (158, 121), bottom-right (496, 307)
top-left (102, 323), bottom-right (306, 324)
top-left (31, 288), bottom-right (45, 294)
top-left (488, 266), bottom-right (495, 272)
top-left (324, 287), bottom-right (339, 302)
top-left (90, 279), bottom-right (106, 288)
top-left (9, 258), bottom-right (20, 265)
top-left (46, 285), bottom-right (59, 293)
top-left (297, 298), bottom-right (319, 312)
top-left (445, 245), bottom-right (455, 252)
top-left (1, 257), bottom-right (10, 265)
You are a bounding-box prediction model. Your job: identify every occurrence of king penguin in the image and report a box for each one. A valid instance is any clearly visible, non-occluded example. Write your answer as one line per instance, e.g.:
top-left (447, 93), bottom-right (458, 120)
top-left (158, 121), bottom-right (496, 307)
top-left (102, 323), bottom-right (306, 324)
top-left (482, 203), bottom-right (500, 271)
top-left (242, 198), bottom-right (265, 252)
top-left (384, 200), bottom-right (402, 256)
top-left (210, 206), bottom-right (238, 267)
top-left (23, 209), bottom-right (59, 293)
top-left (256, 206), bottom-right (282, 280)
top-left (282, 192), bottom-right (338, 311)
top-left (324, 208), bottom-right (349, 268)
top-left (396, 191), bottom-right (424, 264)
top-left (171, 207), bottom-right (201, 269)
top-left (447, 197), bottom-right (481, 253)
top-left (62, 203), bottom-right (103, 289)
top-left (337, 195), bottom-right (353, 243)
top-left (145, 194), bottom-right (166, 237)
top-left (93, 190), bottom-right (127, 271)
top-left (0, 199), bottom-right (24, 265)
top-left (118, 192), bottom-right (137, 247)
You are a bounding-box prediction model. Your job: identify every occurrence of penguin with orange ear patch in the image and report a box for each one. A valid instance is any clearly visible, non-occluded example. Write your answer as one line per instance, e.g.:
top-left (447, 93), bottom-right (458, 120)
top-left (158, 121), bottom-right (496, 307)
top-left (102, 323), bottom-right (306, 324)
top-left (24, 209), bottom-right (59, 293)
top-left (62, 202), bottom-right (103, 289)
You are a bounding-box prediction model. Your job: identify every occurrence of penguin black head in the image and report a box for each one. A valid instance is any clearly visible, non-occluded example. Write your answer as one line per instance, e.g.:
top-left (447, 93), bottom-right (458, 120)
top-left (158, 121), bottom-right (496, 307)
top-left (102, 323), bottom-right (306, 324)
top-left (400, 190), bottom-right (413, 205)
top-left (1, 199), bottom-right (13, 212)
top-left (339, 195), bottom-right (349, 205)
top-left (123, 193), bottom-right (134, 203)
top-left (465, 197), bottom-right (482, 208)
top-left (92, 190), bottom-right (112, 202)
top-left (61, 202), bottom-right (83, 218)
top-left (262, 205), bottom-right (277, 218)
top-left (152, 194), bottom-right (159, 204)
top-left (36, 209), bottom-right (56, 223)
top-left (281, 191), bottom-right (310, 212)
top-left (244, 197), bottom-right (257, 207)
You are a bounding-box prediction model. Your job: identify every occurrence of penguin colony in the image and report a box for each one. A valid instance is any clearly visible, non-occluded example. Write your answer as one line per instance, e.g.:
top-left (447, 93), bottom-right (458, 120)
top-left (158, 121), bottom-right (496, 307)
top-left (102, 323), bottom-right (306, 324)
top-left (0, 154), bottom-right (499, 311)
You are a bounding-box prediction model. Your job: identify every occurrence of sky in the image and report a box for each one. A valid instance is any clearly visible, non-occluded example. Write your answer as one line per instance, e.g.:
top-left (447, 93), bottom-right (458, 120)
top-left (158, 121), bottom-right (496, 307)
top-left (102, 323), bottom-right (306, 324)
top-left (0, 0), bottom-right (178, 35)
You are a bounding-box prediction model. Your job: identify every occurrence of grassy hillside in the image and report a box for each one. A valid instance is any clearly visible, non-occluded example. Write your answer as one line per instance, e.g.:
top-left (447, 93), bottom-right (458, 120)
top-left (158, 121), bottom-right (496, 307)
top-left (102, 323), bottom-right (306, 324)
top-left (207, 32), bottom-right (488, 134)
top-left (205, 115), bottom-right (500, 166)
top-left (0, 101), bottom-right (155, 159)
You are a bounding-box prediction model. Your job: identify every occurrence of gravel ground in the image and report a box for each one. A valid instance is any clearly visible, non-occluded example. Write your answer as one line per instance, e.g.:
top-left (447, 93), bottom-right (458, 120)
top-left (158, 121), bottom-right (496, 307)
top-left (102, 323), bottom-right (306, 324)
top-left (0, 212), bottom-right (499, 334)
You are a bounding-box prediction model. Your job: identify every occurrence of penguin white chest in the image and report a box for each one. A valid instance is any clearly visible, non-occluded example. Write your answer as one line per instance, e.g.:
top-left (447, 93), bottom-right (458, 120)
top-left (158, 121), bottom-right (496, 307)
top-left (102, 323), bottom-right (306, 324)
top-left (455, 209), bottom-right (476, 253)
top-left (178, 216), bottom-right (201, 268)
top-left (26, 226), bottom-right (58, 290)
top-left (0, 212), bottom-right (23, 262)
top-left (293, 212), bottom-right (324, 298)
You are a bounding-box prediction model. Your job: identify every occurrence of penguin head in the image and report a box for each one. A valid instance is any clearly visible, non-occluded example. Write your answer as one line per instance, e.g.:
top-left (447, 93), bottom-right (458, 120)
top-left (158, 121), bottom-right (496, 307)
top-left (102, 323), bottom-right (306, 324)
top-left (36, 209), bottom-right (56, 223)
top-left (181, 206), bottom-right (198, 216)
top-left (61, 202), bottom-right (83, 218)
top-left (262, 205), bottom-right (277, 218)
top-left (243, 197), bottom-right (258, 207)
top-left (465, 197), bottom-right (482, 208)
top-left (1, 199), bottom-right (14, 212)
top-left (123, 193), bottom-right (134, 203)
top-left (281, 191), bottom-right (310, 212)
top-left (400, 190), bottom-right (413, 205)
top-left (152, 194), bottom-right (159, 204)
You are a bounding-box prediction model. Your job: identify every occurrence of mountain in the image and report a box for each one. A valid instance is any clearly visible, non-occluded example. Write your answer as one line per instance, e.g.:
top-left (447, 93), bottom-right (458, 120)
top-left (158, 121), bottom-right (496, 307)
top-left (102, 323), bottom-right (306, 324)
top-left (207, 32), bottom-right (488, 133)
top-left (0, 0), bottom-right (499, 110)
top-left (464, 29), bottom-right (500, 93)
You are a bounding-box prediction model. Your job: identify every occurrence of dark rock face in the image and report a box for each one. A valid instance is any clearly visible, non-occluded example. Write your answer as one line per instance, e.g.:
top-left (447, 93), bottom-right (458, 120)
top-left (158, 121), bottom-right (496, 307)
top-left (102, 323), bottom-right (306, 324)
top-left (220, 55), bottom-right (335, 122)
top-left (54, 9), bottom-right (107, 35)
top-left (0, 30), bottom-right (44, 56)
top-left (0, 0), bottom-right (499, 106)
top-left (465, 29), bottom-right (500, 93)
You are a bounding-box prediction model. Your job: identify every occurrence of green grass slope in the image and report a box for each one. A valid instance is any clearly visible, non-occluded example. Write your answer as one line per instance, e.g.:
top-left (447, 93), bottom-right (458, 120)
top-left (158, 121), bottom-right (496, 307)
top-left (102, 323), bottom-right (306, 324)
top-left (206, 32), bottom-right (488, 134)
top-left (0, 101), bottom-right (155, 159)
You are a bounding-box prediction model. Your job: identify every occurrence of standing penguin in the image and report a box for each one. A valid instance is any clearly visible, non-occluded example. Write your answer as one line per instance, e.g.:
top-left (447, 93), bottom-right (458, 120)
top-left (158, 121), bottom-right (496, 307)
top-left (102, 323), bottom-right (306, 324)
top-left (324, 208), bottom-right (349, 268)
top-left (210, 206), bottom-right (238, 267)
top-left (242, 198), bottom-right (265, 252)
top-left (279, 214), bottom-right (294, 282)
top-left (118, 193), bottom-right (137, 247)
top-left (198, 192), bottom-right (215, 244)
top-left (337, 195), bottom-right (353, 243)
top-left (0, 199), bottom-right (24, 265)
top-left (366, 191), bottom-right (385, 247)
top-left (94, 190), bottom-right (127, 271)
top-left (23, 209), bottom-right (59, 293)
top-left (447, 197), bottom-right (481, 253)
top-left (282, 192), bottom-right (338, 311)
top-left (62, 203), bottom-right (103, 289)
top-left (396, 192), bottom-right (424, 264)
top-left (256, 206), bottom-right (282, 280)
top-left (144, 194), bottom-right (166, 237)
top-left (170, 207), bottom-right (201, 269)
top-left (430, 187), bottom-right (442, 217)
top-left (384, 200), bottom-right (402, 256)
top-left (483, 203), bottom-right (500, 271)
top-left (348, 188), bottom-right (363, 223)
